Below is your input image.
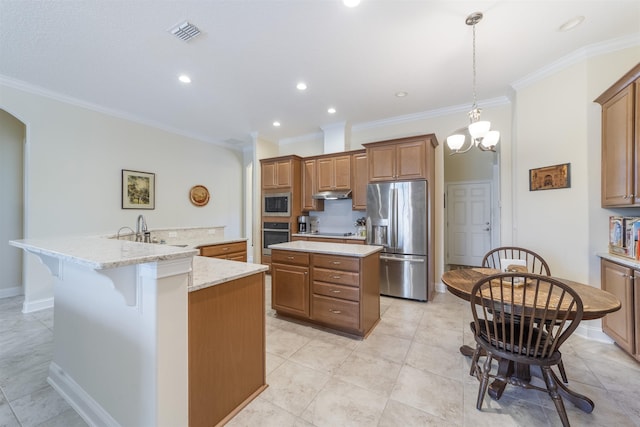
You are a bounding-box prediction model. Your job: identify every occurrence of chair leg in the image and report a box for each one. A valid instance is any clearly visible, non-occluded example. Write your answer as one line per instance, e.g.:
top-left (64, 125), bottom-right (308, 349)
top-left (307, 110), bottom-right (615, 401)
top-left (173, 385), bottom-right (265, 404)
top-left (470, 344), bottom-right (481, 376)
top-left (541, 366), bottom-right (571, 427)
top-left (557, 360), bottom-right (569, 383)
top-left (476, 354), bottom-right (493, 410)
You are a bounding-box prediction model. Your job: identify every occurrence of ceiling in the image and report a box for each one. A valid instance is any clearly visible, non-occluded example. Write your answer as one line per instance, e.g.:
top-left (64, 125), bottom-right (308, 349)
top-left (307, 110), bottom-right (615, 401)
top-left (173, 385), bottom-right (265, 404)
top-left (1, 1), bottom-right (639, 149)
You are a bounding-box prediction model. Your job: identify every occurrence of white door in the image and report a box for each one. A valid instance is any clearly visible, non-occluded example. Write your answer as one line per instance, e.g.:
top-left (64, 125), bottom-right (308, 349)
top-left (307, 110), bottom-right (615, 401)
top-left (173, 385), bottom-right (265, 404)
top-left (446, 181), bottom-right (492, 267)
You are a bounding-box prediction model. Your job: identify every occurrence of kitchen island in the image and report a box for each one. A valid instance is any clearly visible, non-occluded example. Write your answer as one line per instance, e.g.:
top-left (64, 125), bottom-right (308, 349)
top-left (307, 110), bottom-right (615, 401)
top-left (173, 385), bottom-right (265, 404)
top-left (9, 235), bottom-right (267, 427)
top-left (269, 240), bottom-right (382, 338)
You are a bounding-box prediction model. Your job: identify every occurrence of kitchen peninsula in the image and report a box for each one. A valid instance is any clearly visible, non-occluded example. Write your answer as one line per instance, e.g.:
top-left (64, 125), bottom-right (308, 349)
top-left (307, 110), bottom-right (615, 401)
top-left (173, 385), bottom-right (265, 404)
top-left (269, 240), bottom-right (382, 337)
top-left (9, 231), bottom-right (267, 427)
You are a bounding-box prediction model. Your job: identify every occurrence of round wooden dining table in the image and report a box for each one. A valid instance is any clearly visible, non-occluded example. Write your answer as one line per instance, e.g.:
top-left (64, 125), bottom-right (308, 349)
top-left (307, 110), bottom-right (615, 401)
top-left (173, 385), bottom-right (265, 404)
top-left (441, 267), bottom-right (622, 413)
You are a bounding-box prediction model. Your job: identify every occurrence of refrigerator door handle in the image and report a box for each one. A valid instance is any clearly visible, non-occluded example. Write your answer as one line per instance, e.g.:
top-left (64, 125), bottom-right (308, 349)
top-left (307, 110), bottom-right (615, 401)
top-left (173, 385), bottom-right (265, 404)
top-left (391, 186), bottom-right (398, 251)
top-left (380, 255), bottom-right (425, 263)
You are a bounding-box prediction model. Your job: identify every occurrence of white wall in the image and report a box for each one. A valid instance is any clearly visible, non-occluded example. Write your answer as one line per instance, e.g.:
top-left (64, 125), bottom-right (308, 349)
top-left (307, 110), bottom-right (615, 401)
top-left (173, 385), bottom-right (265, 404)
top-left (1, 84), bottom-right (245, 311)
top-left (0, 109), bottom-right (24, 297)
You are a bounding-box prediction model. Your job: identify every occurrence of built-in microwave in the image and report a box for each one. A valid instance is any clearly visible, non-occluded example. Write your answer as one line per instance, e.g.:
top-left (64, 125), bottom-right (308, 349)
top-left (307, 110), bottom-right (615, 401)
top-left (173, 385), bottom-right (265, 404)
top-left (263, 192), bottom-right (291, 217)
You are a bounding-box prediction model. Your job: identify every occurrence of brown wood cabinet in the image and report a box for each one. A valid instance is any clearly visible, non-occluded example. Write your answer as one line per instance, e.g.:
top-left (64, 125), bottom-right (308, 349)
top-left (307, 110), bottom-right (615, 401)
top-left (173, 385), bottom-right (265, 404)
top-left (595, 63), bottom-right (640, 207)
top-left (302, 159), bottom-right (324, 212)
top-left (364, 135), bottom-right (436, 182)
top-left (200, 241), bottom-right (247, 262)
top-left (271, 250), bottom-right (310, 318)
top-left (189, 272), bottom-right (266, 426)
top-left (261, 158), bottom-right (294, 189)
top-left (271, 248), bottom-right (380, 337)
top-left (351, 150), bottom-right (367, 210)
top-left (317, 154), bottom-right (351, 191)
top-left (600, 258), bottom-right (638, 360)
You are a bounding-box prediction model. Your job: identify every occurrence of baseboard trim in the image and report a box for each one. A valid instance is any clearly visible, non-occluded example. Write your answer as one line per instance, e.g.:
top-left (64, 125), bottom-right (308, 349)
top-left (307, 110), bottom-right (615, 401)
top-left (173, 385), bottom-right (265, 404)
top-left (22, 297), bottom-right (54, 313)
top-left (575, 323), bottom-right (615, 343)
top-left (48, 362), bottom-right (119, 427)
top-left (0, 286), bottom-right (22, 299)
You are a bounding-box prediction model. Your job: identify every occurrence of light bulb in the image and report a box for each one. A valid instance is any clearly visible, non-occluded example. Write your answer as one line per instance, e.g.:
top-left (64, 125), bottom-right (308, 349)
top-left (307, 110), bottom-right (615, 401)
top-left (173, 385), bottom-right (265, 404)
top-left (447, 134), bottom-right (466, 151)
top-left (468, 121), bottom-right (490, 140)
top-left (481, 130), bottom-right (500, 148)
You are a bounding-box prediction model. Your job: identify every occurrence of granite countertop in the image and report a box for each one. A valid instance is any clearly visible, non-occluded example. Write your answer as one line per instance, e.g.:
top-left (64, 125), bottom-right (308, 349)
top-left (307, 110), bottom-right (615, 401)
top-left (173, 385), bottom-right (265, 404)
top-left (291, 232), bottom-right (366, 241)
top-left (10, 237), bottom-right (199, 270)
top-left (269, 240), bottom-right (382, 257)
top-left (597, 252), bottom-right (640, 269)
top-left (190, 256), bottom-right (268, 292)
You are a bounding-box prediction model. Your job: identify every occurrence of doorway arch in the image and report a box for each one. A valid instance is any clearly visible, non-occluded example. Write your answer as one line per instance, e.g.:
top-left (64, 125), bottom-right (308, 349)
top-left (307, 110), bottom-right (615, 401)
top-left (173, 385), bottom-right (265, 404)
top-left (0, 108), bottom-right (25, 298)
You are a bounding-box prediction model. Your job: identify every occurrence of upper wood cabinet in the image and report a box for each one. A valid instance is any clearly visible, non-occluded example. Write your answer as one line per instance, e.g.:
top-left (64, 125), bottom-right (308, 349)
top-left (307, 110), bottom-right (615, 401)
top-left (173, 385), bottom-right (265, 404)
top-left (351, 151), bottom-right (367, 210)
top-left (261, 157), bottom-right (295, 189)
top-left (302, 159), bottom-right (324, 212)
top-left (317, 154), bottom-right (351, 191)
top-left (364, 135), bottom-right (437, 182)
top-left (595, 63), bottom-right (640, 207)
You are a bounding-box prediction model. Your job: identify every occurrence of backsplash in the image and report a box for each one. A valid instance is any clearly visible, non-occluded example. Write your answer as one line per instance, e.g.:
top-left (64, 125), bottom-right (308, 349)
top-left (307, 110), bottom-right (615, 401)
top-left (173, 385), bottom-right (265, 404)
top-left (308, 199), bottom-right (363, 233)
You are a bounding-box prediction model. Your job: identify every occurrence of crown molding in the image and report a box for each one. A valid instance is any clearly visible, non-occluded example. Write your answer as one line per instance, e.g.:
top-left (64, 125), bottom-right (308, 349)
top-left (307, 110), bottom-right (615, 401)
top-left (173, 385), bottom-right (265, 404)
top-left (0, 75), bottom-right (243, 152)
top-left (512, 33), bottom-right (640, 91)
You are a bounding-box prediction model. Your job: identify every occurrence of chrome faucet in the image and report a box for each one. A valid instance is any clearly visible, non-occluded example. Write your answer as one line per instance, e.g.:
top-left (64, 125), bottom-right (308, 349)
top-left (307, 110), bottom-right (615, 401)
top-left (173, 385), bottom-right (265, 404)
top-left (135, 214), bottom-right (149, 242)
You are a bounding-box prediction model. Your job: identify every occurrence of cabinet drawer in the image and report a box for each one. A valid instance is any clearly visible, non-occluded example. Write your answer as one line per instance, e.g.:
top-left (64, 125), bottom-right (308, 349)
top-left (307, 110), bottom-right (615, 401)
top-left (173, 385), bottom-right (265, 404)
top-left (272, 250), bottom-right (310, 266)
top-left (313, 254), bottom-right (359, 272)
top-left (313, 268), bottom-right (359, 287)
top-left (313, 281), bottom-right (359, 302)
top-left (311, 294), bottom-right (359, 330)
top-left (200, 241), bottom-right (246, 257)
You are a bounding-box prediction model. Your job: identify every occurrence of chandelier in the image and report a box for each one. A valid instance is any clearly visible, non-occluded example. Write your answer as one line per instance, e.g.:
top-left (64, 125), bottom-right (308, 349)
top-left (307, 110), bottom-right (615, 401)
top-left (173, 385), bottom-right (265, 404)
top-left (446, 12), bottom-right (500, 154)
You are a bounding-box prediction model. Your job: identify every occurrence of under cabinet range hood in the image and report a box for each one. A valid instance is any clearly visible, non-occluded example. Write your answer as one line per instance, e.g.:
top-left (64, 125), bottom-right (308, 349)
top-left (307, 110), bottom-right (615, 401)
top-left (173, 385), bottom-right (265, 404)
top-left (312, 190), bottom-right (352, 200)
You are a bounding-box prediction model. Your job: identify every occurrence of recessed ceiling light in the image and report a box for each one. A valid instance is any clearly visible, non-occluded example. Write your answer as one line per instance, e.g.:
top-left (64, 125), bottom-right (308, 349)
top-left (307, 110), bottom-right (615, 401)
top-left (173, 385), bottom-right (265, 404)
top-left (296, 82), bottom-right (307, 91)
top-left (273, 121), bottom-right (281, 127)
top-left (395, 91), bottom-right (408, 97)
top-left (558, 16), bottom-right (585, 32)
top-left (178, 75), bottom-right (191, 83)
top-left (343, 0), bottom-right (361, 7)
top-left (328, 107), bottom-right (336, 114)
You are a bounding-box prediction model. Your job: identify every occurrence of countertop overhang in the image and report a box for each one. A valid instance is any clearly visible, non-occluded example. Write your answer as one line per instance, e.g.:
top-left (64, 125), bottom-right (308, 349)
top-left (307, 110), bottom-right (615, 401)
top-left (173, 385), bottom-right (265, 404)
top-left (269, 240), bottom-right (382, 257)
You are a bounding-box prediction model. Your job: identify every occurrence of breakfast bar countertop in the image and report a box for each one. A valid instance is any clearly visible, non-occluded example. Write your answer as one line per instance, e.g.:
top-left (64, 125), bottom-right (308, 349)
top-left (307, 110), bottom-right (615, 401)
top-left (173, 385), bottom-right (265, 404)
top-left (190, 256), bottom-right (268, 292)
top-left (269, 240), bottom-right (382, 257)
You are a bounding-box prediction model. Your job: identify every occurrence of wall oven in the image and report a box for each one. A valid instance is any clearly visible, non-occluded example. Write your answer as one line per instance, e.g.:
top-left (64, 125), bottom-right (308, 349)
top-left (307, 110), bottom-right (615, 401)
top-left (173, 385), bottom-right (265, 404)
top-left (263, 192), bottom-right (291, 217)
top-left (262, 222), bottom-right (290, 255)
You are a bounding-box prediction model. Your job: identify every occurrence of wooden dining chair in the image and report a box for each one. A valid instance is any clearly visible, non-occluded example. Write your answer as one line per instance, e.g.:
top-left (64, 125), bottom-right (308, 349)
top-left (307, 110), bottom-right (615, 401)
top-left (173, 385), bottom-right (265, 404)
top-left (482, 246), bottom-right (551, 275)
top-left (479, 246), bottom-right (570, 383)
top-left (469, 273), bottom-right (583, 427)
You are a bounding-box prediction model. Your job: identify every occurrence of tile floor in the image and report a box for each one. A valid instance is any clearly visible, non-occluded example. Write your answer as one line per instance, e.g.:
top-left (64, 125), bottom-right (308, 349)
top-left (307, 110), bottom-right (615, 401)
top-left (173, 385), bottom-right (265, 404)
top-left (1, 276), bottom-right (639, 426)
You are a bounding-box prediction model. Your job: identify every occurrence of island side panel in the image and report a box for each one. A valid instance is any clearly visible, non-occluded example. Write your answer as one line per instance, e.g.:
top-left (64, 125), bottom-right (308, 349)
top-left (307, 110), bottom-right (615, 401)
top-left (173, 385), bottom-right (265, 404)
top-left (360, 252), bottom-right (381, 336)
top-left (49, 259), bottom-right (190, 427)
top-left (188, 272), bottom-right (267, 427)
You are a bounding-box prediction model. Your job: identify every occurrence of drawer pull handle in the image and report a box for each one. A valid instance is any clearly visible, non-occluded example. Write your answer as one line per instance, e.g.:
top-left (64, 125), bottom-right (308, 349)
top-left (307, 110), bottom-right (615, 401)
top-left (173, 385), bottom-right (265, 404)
top-left (331, 289), bottom-right (341, 293)
top-left (223, 247), bottom-right (229, 251)
top-left (331, 275), bottom-right (341, 279)
top-left (329, 309), bottom-right (342, 314)
top-left (331, 261), bottom-right (341, 265)
top-left (287, 256), bottom-right (294, 260)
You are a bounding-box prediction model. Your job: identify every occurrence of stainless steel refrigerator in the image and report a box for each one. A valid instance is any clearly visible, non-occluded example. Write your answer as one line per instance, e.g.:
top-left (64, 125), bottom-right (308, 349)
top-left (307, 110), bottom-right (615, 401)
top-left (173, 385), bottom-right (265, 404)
top-left (366, 180), bottom-right (428, 301)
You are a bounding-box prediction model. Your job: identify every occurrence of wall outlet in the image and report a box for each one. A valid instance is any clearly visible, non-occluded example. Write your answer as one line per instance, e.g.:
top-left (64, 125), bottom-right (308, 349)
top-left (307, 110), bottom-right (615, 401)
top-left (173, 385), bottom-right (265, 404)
top-left (168, 231), bottom-right (177, 238)
top-left (208, 229), bottom-right (216, 235)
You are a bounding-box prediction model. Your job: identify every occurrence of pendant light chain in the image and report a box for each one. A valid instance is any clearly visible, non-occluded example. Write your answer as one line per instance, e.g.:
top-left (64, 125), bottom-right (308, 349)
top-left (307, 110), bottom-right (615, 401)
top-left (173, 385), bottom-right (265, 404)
top-left (472, 20), bottom-right (477, 111)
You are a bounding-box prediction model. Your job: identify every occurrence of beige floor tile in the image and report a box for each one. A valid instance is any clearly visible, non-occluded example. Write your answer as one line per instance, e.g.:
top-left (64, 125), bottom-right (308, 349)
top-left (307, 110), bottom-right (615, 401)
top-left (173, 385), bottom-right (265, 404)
top-left (289, 339), bottom-right (354, 375)
top-left (226, 396), bottom-right (301, 427)
top-left (335, 351), bottom-right (402, 397)
top-left (300, 378), bottom-right (387, 427)
top-left (266, 327), bottom-right (313, 359)
top-left (405, 340), bottom-right (466, 381)
top-left (354, 330), bottom-right (412, 363)
top-left (390, 365), bottom-right (464, 422)
top-left (379, 399), bottom-right (460, 426)
top-left (261, 360), bottom-right (330, 416)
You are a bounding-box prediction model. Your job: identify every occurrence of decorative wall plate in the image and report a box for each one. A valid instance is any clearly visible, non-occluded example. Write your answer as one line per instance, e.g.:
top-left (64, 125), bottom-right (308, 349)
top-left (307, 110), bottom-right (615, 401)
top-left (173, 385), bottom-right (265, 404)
top-left (189, 185), bottom-right (210, 207)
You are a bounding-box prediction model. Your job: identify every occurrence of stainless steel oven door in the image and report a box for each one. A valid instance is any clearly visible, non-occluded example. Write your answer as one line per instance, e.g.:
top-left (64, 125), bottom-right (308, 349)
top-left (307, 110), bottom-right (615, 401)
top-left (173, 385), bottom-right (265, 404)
top-left (263, 222), bottom-right (290, 255)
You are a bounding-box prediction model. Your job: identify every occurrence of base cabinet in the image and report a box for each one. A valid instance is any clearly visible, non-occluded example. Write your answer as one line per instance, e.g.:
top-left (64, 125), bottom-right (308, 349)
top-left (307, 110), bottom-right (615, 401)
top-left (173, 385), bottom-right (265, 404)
top-left (188, 273), bottom-right (266, 426)
top-left (601, 258), bottom-right (637, 359)
top-left (200, 241), bottom-right (247, 262)
top-left (271, 248), bottom-right (380, 337)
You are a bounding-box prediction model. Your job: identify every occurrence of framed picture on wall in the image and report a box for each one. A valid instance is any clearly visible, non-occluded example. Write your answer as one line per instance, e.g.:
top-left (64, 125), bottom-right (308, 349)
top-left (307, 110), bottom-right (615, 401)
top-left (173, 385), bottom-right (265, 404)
top-left (529, 163), bottom-right (570, 191)
top-left (122, 169), bottom-right (155, 209)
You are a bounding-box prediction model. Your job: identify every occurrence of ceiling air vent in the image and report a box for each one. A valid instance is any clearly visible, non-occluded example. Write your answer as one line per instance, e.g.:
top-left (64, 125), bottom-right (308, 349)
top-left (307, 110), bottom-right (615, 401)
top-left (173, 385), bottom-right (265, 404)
top-left (170, 21), bottom-right (201, 42)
